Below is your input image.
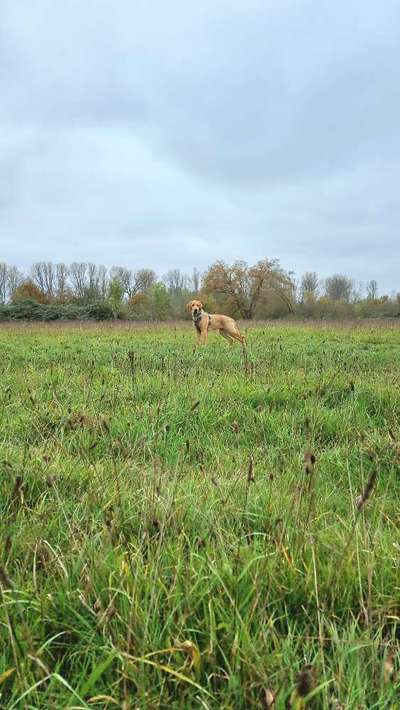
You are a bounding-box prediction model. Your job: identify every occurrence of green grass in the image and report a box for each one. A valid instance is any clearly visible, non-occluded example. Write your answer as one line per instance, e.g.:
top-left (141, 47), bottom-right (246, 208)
top-left (1, 320), bottom-right (400, 708)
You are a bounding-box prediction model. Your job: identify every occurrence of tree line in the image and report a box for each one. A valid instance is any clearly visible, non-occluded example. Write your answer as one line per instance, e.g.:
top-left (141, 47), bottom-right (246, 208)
top-left (0, 259), bottom-right (398, 320)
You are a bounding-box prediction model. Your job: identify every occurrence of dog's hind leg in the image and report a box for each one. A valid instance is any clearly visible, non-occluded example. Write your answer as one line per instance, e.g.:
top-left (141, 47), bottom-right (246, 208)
top-left (235, 324), bottom-right (246, 345)
top-left (226, 326), bottom-right (245, 345)
top-left (219, 329), bottom-right (234, 345)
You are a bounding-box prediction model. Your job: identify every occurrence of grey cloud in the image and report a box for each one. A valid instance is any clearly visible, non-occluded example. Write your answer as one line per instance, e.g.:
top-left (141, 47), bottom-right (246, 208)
top-left (0, 0), bottom-right (399, 290)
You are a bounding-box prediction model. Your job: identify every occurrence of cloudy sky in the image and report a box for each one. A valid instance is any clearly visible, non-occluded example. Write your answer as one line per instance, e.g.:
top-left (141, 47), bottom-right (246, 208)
top-left (1, 0), bottom-right (399, 292)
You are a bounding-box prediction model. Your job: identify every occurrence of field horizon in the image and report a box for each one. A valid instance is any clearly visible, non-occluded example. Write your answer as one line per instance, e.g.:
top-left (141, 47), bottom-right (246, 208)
top-left (1, 321), bottom-right (399, 708)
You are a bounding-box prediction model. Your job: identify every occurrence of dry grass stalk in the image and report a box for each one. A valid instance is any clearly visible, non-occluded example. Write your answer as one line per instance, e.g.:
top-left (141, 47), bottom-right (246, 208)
top-left (356, 470), bottom-right (377, 512)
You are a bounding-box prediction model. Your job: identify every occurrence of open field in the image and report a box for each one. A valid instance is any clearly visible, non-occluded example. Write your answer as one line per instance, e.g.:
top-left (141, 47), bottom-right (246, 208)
top-left (1, 321), bottom-right (400, 708)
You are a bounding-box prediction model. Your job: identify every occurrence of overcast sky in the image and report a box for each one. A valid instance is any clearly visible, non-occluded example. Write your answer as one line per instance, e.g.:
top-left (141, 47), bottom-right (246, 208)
top-left (1, 0), bottom-right (399, 292)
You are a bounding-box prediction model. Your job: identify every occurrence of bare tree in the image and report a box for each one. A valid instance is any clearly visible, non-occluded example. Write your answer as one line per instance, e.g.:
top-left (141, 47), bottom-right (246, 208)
top-left (111, 266), bottom-right (157, 299)
top-left (7, 265), bottom-right (24, 300)
top-left (43, 262), bottom-right (56, 298)
top-left (55, 263), bottom-right (69, 301)
top-left (324, 274), bottom-right (353, 302)
top-left (163, 269), bottom-right (189, 293)
top-left (110, 267), bottom-right (133, 298)
top-left (134, 268), bottom-right (156, 293)
top-left (83, 263), bottom-right (109, 301)
top-left (87, 263), bottom-right (98, 290)
top-left (98, 265), bottom-right (108, 299)
top-left (366, 279), bottom-right (378, 300)
top-left (87, 263), bottom-right (100, 299)
top-left (0, 262), bottom-right (8, 303)
top-left (192, 267), bottom-right (201, 294)
top-left (31, 262), bottom-right (46, 294)
top-left (69, 262), bottom-right (88, 299)
top-left (300, 272), bottom-right (319, 302)
top-left (351, 282), bottom-right (363, 303)
top-left (31, 262), bottom-right (56, 299)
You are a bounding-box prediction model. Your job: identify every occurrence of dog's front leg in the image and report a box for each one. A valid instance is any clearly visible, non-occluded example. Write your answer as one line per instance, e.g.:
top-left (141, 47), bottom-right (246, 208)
top-left (200, 327), bottom-right (208, 345)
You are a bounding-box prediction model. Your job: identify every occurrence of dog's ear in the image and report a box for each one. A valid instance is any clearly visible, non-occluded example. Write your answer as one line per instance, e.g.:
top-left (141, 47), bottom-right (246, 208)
top-left (186, 301), bottom-right (193, 313)
top-left (198, 301), bottom-right (203, 309)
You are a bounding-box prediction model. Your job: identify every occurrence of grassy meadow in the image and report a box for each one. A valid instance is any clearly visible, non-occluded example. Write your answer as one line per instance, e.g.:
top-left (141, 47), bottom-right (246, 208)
top-left (1, 320), bottom-right (400, 708)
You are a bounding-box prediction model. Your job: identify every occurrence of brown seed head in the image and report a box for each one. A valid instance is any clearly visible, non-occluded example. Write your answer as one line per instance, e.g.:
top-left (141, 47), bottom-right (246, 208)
top-left (247, 458), bottom-right (255, 483)
top-left (296, 664), bottom-right (316, 697)
top-left (12, 475), bottom-right (23, 497)
top-left (4, 535), bottom-right (12, 557)
top-left (0, 566), bottom-right (14, 588)
top-left (304, 451), bottom-right (316, 474)
top-left (356, 470), bottom-right (377, 510)
top-left (263, 688), bottom-right (276, 708)
top-left (93, 598), bottom-right (102, 613)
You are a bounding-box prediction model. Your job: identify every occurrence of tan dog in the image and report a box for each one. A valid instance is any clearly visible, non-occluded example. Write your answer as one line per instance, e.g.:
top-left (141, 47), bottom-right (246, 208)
top-left (186, 299), bottom-right (245, 346)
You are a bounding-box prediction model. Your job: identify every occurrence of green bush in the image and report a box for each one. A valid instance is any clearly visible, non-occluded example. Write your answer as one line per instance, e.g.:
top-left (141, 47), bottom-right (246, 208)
top-left (84, 300), bottom-right (114, 320)
top-left (0, 299), bottom-right (43, 320)
top-left (0, 299), bottom-right (114, 321)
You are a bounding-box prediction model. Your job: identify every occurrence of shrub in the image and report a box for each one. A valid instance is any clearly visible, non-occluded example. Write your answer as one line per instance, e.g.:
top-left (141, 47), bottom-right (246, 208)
top-left (84, 301), bottom-right (114, 320)
top-left (0, 299), bottom-right (114, 321)
top-left (1, 299), bottom-right (43, 320)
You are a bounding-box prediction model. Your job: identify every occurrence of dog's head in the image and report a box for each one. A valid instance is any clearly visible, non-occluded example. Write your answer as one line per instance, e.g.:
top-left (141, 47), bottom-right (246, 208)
top-left (186, 299), bottom-right (203, 318)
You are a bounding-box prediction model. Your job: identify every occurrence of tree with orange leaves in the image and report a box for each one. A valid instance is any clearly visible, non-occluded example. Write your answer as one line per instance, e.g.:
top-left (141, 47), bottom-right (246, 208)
top-left (201, 259), bottom-right (294, 319)
top-left (11, 280), bottom-right (47, 304)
